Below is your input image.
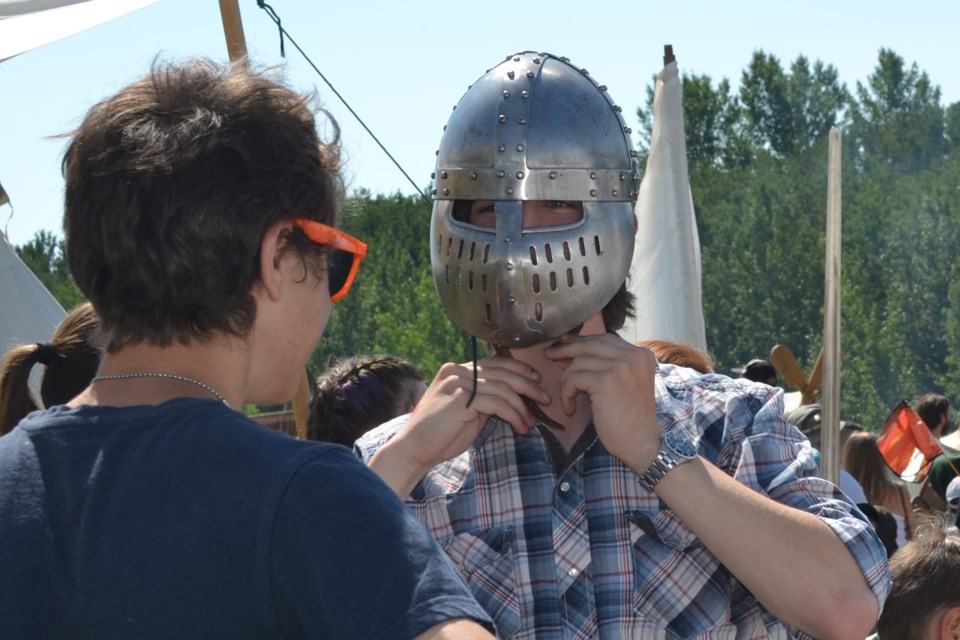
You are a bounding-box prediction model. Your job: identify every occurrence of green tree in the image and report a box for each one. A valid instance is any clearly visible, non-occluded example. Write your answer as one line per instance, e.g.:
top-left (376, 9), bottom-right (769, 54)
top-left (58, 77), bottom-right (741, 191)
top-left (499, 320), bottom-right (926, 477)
top-left (847, 48), bottom-right (947, 175)
top-left (15, 230), bottom-right (85, 310)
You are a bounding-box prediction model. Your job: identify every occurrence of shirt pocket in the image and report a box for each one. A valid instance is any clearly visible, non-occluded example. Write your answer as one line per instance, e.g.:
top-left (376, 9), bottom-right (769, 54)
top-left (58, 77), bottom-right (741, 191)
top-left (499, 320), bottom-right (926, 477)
top-left (440, 525), bottom-right (521, 639)
top-left (628, 509), bottom-right (737, 639)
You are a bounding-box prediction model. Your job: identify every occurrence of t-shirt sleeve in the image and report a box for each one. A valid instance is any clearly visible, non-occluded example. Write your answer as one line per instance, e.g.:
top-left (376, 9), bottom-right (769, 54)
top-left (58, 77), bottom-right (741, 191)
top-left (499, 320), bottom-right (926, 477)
top-left (269, 446), bottom-right (493, 640)
top-left (725, 388), bottom-right (892, 611)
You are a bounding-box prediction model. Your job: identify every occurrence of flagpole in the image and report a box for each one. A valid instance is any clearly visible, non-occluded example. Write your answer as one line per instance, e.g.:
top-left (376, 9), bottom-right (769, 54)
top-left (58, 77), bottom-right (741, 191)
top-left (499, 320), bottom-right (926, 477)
top-left (821, 128), bottom-right (842, 485)
top-left (218, 0), bottom-right (248, 64)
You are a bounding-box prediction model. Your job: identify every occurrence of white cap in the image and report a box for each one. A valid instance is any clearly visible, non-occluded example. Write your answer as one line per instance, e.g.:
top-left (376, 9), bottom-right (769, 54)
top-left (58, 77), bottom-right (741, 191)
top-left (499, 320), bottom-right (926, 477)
top-left (947, 476), bottom-right (960, 506)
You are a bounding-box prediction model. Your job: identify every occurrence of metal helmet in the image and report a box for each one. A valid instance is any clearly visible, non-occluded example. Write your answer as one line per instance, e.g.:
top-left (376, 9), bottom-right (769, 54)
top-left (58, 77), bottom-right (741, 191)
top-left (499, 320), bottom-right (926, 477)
top-left (431, 51), bottom-right (639, 348)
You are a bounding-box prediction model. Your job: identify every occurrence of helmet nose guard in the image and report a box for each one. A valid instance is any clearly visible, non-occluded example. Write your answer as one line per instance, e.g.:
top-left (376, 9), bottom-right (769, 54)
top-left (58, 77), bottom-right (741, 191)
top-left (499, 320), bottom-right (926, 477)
top-left (430, 52), bottom-right (639, 347)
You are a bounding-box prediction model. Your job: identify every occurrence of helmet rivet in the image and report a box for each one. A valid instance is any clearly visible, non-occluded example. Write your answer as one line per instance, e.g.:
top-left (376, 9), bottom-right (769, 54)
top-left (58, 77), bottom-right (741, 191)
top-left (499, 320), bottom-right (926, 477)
top-left (599, 85), bottom-right (607, 92)
top-left (497, 170), bottom-right (506, 178)
top-left (498, 144), bottom-right (505, 152)
top-left (505, 187), bottom-right (514, 195)
top-left (503, 90), bottom-right (511, 98)
top-left (521, 90), bottom-right (530, 99)
top-left (518, 117), bottom-right (527, 125)
top-left (504, 235), bottom-right (512, 243)
top-left (431, 188), bottom-right (437, 195)
top-left (590, 189), bottom-right (598, 197)
top-left (612, 189), bottom-right (619, 197)
top-left (526, 70), bottom-right (534, 78)
top-left (435, 150), bottom-right (439, 156)
top-left (442, 188), bottom-right (450, 196)
top-left (516, 171), bottom-right (524, 179)
top-left (513, 336), bottom-right (521, 343)
top-left (630, 151), bottom-right (639, 158)
top-left (620, 173), bottom-right (626, 181)
top-left (508, 70), bottom-right (516, 80)
top-left (442, 125), bottom-right (447, 131)
top-left (624, 126), bottom-right (632, 134)
top-left (590, 172), bottom-right (597, 180)
top-left (516, 144), bottom-right (525, 152)
top-left (533, 58), bottom-right (541, 64)
top-left (431, 172), bottom-right (436, 179)
top-left (549, 171), bottom-right (558, 179)
top-left (498, 114), bottom-right (507, 123)
top-left (613, 105), bottom-right (623, 113)
top-left (513, 56), bottom-right (521, 62)
top-left (505, 262), bottom-right (514, 271)
top-left (470, 171), bottom-right (478, 180)
top-left (441, 171), bottom-right (448, 179)
top-left (452, 105), bottom-right (457, 111)
top-left (580, 67), bottom-right (589, 75)
top-left (508, 296), bottom-right (516, 304)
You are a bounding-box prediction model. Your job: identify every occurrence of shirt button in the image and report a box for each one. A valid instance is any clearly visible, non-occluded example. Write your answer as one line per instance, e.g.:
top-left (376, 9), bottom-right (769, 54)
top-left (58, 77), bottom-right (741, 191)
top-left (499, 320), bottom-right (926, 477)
top-left (568, 568), bottom-right (579, 578)
top-left (559, 481), bottom-right (571, 492)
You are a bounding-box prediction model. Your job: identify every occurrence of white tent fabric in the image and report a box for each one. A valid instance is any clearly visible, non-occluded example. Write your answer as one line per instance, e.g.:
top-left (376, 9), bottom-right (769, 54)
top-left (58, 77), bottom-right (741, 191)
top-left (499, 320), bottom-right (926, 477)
top-left (0, 232), bottom-right (65, 393)
top-left (619, 61), bottom-right (707, 352)
top-left (0, 0), bottom-right (159, 62)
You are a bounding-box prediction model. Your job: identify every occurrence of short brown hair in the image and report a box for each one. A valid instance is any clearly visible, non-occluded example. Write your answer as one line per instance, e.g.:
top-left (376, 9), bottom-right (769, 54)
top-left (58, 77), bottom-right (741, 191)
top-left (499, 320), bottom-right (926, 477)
top-left (916, 393), bottom-right (950, 431)
top-left (876, 520), bottom-right (960, 640)
top-left (63, 58), bottom-right (343, 351)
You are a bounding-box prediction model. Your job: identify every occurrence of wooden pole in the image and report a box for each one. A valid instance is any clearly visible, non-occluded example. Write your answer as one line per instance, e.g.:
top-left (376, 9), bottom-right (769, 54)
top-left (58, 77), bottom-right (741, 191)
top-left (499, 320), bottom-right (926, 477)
top-left (218, 0), bottom-right (248, 64)
top-left (821, 128), bottom-right (842, 485)
top-left (663, 44), bottom-right (675, 66)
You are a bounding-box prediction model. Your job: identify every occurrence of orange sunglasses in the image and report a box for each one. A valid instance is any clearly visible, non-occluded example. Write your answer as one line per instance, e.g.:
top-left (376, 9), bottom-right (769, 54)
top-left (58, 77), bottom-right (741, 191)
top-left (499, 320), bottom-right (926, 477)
top-left (292, 218), bottom-right (368, 301)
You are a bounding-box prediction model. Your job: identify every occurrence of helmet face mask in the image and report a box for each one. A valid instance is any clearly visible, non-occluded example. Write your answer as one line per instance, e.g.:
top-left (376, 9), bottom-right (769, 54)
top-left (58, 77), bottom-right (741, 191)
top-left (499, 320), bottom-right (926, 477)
top-left (431, 52), bottom-right (639, 348)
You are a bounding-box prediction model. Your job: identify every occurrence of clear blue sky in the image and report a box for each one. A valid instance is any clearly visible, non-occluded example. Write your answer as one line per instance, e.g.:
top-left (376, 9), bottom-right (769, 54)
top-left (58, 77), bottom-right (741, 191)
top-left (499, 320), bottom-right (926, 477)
top-left (1, 0), bottom-right (957, 247)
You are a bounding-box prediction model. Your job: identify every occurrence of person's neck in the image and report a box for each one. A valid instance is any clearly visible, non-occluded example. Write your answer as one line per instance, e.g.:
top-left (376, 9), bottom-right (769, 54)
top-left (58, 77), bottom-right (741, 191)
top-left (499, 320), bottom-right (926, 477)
top-left (495, 316), bottom-right (605, 451)
top-left (71, 338), bottom-right (248, 410)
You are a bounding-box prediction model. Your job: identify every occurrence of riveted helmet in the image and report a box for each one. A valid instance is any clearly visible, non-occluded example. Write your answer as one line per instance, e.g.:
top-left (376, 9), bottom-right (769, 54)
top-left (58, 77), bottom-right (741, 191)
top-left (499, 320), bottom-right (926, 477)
top-left (431, 51), bottom-right (639, 348)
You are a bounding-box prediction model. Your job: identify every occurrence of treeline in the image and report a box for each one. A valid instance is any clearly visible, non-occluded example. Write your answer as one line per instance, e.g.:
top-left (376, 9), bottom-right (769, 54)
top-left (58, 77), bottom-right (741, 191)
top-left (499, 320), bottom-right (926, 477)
top-left (15, 48), bottom-right (959, 429)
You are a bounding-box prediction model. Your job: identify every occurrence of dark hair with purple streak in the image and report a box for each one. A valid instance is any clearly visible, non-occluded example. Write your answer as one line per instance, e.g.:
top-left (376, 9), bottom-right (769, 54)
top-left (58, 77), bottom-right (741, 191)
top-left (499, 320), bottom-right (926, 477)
top-left (308, 354), bottom-right (426, 447)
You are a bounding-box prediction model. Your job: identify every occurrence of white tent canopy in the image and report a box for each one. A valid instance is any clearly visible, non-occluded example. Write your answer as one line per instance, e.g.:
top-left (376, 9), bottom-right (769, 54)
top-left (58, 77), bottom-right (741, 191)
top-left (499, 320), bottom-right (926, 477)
top-left (0, 0), bottom-right (159, 61)
top-left (620, 60), bottom-right (707, 352)
top-left (0, 232), bottom-right (65, 392)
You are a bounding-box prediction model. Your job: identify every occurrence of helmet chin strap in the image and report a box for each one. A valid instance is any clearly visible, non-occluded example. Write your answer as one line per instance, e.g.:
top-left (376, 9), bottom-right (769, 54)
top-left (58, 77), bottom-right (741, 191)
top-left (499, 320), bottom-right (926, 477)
top-left (488, 323), bottom-right (584, 432)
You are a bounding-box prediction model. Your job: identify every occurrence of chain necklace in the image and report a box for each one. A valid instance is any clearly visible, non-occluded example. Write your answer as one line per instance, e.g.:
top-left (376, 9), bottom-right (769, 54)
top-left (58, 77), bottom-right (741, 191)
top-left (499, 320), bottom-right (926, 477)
top-left (91, 372), bottom-right (229, 407)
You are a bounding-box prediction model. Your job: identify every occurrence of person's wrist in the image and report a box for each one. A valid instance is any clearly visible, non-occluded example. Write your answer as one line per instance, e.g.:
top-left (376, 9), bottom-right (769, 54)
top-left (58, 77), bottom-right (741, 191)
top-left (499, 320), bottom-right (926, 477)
top-left (622, 430), bottom-right (663, 476)
top-left (369, 434), bottom-right (431, 499)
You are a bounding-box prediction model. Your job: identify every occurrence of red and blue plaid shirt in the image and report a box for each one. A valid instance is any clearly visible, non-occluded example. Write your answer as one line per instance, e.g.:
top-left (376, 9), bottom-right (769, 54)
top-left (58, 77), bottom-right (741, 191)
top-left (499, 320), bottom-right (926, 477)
top-left (357, 363), bottom-right (890, 639)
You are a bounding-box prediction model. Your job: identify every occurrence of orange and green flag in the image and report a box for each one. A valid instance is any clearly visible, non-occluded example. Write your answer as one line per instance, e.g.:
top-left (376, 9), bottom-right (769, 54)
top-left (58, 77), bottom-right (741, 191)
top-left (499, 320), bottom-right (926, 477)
top-left (877, 400), bottom-right (943, 483)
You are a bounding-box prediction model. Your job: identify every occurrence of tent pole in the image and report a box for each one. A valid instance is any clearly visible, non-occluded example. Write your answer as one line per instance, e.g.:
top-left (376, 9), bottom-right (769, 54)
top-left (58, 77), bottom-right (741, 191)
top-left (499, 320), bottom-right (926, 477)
top-left (821, 127), bottom-right (842, 485)
top-left (218, 0), bottom-right (248, 64)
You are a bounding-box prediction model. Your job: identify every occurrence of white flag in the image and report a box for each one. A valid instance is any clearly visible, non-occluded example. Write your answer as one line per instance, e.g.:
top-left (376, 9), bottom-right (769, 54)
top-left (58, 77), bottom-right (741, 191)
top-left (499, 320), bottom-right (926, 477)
top-left (620, 60), bottom-right (707, 352)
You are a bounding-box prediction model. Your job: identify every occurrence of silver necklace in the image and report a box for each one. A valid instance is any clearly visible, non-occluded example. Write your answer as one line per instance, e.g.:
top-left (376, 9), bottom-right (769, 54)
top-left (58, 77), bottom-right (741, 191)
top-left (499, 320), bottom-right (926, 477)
top-left (92, 372), bottom-right (229, 407)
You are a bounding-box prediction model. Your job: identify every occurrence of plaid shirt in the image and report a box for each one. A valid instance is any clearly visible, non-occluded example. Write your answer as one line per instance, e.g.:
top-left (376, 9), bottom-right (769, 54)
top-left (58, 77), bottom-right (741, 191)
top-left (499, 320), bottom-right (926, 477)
top-left (356, 363), bottom-right (891, 639)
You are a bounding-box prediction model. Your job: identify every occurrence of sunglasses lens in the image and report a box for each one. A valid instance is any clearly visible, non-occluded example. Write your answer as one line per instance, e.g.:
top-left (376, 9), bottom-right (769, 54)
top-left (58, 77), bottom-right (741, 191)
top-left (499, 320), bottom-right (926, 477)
top-left (327, 249), bottom-right (353, 298)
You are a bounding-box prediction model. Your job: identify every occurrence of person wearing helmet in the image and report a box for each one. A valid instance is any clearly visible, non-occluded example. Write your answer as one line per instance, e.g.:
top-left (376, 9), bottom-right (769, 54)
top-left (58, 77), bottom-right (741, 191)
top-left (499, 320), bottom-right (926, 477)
top-left (359, 52), bottom-right (889, 638)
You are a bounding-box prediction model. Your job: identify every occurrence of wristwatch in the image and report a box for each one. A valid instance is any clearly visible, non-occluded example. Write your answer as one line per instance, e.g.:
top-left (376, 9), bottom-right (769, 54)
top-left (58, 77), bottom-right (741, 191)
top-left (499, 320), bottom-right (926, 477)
top-left (637, 430), bottom-right (697, 491)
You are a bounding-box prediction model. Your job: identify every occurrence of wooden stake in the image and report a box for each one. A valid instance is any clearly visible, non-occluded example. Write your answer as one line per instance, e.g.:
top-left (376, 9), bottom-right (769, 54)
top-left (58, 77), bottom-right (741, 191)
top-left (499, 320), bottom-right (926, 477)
top-left (663, 44), bottom-right (675, 66)
top-left (218, 0), bottom-right (248, 64)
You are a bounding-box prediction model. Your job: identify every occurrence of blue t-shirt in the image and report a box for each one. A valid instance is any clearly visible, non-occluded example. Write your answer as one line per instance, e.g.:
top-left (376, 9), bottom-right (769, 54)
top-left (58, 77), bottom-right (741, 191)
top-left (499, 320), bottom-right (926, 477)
top-left (0, 399), bottom-right (491, 639)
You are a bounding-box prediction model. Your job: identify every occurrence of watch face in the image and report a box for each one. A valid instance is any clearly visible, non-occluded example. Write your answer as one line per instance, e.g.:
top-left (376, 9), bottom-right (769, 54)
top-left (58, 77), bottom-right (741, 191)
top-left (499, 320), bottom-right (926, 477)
top-left (664, 430), bottom-right (697, 459)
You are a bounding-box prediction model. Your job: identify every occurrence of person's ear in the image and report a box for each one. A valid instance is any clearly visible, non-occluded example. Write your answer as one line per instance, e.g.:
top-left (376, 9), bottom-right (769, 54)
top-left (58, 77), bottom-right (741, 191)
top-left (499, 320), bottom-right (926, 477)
top-left (941, 606), bottom-right (960, 640)
top-left (258, 220), bottom-right (292, 302)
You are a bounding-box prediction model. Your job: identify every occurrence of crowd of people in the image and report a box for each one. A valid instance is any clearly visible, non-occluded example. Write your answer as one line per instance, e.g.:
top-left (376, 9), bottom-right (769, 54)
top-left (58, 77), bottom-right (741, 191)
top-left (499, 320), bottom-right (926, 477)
top-left (0, 49), bottom-right (955, 639)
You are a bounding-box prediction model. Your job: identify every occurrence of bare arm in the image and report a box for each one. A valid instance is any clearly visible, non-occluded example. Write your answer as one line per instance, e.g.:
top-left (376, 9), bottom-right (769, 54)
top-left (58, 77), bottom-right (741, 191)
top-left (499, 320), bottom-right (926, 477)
top-left (414, 618), bottom-right (496, 640)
